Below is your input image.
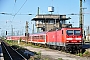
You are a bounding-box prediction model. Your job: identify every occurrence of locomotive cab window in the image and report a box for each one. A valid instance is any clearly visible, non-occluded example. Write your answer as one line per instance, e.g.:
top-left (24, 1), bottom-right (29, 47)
top-left (74, 30), bottom-right (81, 35)
top-left (66, 30), bottom-right (73, 35)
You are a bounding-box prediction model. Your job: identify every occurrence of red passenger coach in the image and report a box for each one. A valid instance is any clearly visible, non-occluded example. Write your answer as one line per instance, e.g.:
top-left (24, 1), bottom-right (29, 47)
top-left (6, 36), bottom-right (26, 41)
top-left (30, 32), bottom-right (47, 44)
top-left (6, 36), bottom-right (21, 40)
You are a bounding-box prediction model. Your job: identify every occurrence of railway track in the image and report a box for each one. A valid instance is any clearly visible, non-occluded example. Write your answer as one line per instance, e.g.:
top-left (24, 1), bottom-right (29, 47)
top-left (1, 41), bottom-right (27, 60)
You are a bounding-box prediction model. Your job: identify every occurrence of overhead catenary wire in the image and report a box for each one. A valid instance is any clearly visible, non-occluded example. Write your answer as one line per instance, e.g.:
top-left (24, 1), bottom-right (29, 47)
top-left (15, 0), bottom-right (17, 3)
top-left (10, 0), bottom-right (16, 20)
top-left (12, 0), bottom-right (27, 20)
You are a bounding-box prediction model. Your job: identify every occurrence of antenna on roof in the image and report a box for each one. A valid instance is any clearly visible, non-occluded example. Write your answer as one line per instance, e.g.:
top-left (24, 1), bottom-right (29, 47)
top-left (37, 7), bottom-right (40, 15)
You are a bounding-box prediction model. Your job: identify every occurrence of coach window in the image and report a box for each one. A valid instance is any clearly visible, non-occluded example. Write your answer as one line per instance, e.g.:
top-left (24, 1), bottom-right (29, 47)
top-left (34, 36), bottom-right (35, 39)
top-left (37, 36), bottom-right (39, 39)
top-left (32, 36), bottom-right (34, 39)
top-left (39, 36), bottom-right (41, 39)
top-left (35, 36), bottom-right (37, 39)
top-left (34, 36), bottom-right (36, 39)
top-left (43, 35), bottom-right (45, 39)
top-left (40, 35), bottom-right (44, 39)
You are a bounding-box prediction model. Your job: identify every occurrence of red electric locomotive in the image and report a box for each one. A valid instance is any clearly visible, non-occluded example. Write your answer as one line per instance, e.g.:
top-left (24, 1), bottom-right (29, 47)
top-left (46, 28), bottom-right (82, 53)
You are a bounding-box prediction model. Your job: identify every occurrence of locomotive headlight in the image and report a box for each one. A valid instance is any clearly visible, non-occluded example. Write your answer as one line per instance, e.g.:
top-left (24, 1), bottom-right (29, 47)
top-left (72, 41), bottom-right (73, 42)
top-left (79, 41), bottom-right (82, 42)
top-left (66, 41), bottom-right (69, 42)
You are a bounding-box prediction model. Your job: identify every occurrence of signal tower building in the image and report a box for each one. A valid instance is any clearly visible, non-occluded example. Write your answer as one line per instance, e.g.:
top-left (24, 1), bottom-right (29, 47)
top-left (32, 7), bottom-right (72, 32)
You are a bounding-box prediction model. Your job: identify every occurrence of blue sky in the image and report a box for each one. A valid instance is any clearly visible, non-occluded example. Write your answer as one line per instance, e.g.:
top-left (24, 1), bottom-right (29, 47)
top-left (0, 0), bottom-right (90, 36)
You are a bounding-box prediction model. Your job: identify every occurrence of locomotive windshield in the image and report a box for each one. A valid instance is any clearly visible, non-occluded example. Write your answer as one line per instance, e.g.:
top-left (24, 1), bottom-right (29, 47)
top-left (66, 30), bottom-right (73, 35)
top-left (74, 30), bottom-right (81, 35)
top-left (66, 30), bottom-right (81, 35)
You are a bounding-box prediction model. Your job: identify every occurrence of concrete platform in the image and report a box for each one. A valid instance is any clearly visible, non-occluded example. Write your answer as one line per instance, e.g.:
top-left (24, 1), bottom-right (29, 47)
top-left (0, 42), bottom-right (4, 60)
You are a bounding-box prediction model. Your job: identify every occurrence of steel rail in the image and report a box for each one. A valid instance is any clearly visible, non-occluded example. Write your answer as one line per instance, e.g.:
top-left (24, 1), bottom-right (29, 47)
top-left (1, 42), bottom-right (13, 60)
top-left (10, 47), bottom-right (27, 60)
top-left (1, 42), bottom-right (27, 60)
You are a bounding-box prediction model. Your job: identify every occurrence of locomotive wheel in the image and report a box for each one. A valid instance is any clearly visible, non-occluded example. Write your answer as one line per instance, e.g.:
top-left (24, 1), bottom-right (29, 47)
top-left (50, 45), bottom-right (53, 49)
top-left (65, 48), bottom-right (69, 53)
top-left (53, 45), bottom-right (57, 50)
top-left (48, 45), bottom-right (50, 48)
top-left (61, 47), bottom-right (65, 51)
top-left (44, 44), bottom-right (47, 48)
top-left (48, 45), bottom-right (52, 49)
top-left (76, 49), bottom-right (80, 54)
top-left (34, 43), bottom-right (37, 46)
top-left (57, 46), bottom-right (61, 51)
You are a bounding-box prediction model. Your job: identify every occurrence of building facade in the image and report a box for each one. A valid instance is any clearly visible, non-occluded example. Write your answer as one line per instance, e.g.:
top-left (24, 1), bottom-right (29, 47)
top-left (32, 14), bottom-right (72, 32)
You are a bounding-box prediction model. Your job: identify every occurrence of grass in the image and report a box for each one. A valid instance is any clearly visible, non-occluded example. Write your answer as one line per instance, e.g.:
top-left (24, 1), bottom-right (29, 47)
top-left (37, 51), bottom-right (41, 58)
top-left (5, 40), bottom-right (34, 46)
top-left (58, 58), bottom-right (63, 60)
top-left (76, 50), bottom-right (90, 57)
top-left (77, 53), bottom-right (83, 57)
top-left (83, 51), bottom-right (90, 57)
top-left (4, 40), bottom-right (43, 50)
top-left (43, 58), bottom-right (49, 60)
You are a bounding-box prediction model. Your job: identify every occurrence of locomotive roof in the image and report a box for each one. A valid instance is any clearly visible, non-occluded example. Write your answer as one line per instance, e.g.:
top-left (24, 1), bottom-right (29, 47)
top-left (62, 27), bottom-right (81, 30)
top-left (48, 27), bottom-right (81, 31)
top-left (65, 27), bottom-right (81, 29)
